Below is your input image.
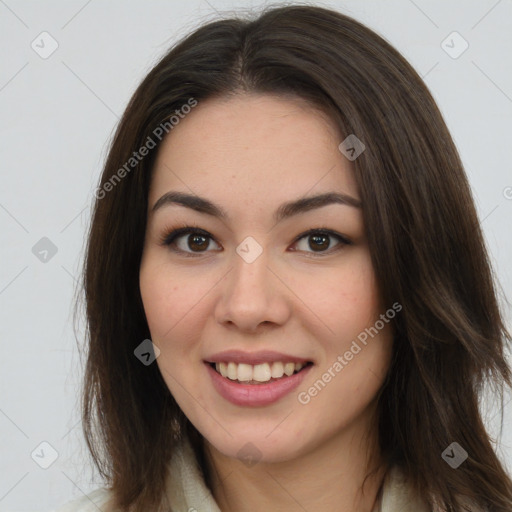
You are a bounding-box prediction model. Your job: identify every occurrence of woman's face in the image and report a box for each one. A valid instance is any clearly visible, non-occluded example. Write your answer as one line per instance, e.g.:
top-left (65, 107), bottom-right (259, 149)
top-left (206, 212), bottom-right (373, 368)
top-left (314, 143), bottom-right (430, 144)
top-left (139, 93), bottom-right (394, 463)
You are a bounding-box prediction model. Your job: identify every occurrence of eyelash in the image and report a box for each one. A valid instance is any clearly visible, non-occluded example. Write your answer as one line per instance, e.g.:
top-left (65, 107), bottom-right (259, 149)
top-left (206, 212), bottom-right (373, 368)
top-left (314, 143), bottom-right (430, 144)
top-left (158, 223), bottom-right (352, 258)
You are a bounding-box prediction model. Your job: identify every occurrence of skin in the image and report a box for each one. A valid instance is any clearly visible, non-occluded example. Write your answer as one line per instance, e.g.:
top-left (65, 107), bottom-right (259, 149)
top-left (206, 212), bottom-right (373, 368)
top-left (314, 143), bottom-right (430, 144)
top-left (139, 93), bottom-right (395, 511)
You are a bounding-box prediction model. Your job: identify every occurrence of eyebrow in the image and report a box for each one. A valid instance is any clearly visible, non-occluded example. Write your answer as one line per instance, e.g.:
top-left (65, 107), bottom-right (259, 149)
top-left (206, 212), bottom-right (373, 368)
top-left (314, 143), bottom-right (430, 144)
top-left (151, 190), bottom-right (362, 223)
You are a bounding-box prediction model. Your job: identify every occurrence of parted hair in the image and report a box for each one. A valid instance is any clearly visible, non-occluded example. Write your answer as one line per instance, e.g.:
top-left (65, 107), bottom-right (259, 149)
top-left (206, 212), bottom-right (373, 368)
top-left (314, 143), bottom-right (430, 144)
top-left (78, 3), bottom-right (512, 511)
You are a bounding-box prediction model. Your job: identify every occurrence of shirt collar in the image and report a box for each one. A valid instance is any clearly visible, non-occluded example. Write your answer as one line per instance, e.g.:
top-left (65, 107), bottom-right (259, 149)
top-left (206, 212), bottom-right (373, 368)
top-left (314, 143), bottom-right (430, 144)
top-left (164, 436), bottom-right (429, 511)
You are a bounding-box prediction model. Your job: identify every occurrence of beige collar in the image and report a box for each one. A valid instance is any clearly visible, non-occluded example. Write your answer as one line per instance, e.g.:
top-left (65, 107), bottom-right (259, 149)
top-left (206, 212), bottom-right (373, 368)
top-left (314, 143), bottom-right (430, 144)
top-left (164, 437), bottom-right (430, 511)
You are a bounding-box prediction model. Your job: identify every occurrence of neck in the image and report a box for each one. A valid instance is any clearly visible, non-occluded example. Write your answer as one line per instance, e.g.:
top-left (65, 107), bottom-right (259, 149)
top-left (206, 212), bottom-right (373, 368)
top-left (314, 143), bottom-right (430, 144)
top-left (201, 417), bottom-right (387, 512)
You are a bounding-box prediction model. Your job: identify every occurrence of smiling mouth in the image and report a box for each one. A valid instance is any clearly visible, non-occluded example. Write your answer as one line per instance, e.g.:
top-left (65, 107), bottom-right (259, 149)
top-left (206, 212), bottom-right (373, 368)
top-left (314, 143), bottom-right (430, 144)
top-left (208, 361), bottom-right (314, 385)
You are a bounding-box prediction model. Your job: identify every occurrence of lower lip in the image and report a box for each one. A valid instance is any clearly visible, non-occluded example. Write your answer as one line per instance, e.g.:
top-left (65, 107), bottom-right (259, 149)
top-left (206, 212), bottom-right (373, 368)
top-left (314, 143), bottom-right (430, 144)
top-left (205, 362), bottom-right (313, 407)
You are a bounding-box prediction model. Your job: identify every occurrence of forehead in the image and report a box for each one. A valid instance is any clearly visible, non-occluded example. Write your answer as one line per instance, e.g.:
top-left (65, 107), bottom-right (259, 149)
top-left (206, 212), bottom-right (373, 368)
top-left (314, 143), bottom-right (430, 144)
top-left (148, 93), bottom-right (359, 211)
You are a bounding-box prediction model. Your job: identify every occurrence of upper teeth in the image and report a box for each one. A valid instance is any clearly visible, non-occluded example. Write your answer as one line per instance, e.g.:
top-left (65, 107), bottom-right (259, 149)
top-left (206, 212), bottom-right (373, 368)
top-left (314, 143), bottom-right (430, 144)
top-left (215, 361), bottom-right (307, 382)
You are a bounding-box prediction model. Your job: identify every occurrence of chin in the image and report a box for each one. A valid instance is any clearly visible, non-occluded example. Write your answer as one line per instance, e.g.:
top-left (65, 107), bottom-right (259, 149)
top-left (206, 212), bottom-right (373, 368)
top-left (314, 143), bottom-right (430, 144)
top-left (201, 426), bottom-right (309, 465)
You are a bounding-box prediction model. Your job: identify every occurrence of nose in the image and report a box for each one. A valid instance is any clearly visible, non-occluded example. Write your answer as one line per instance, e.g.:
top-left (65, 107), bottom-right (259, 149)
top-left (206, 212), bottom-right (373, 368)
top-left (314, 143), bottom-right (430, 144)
top-left (214, 247), bottom-right (291, 333)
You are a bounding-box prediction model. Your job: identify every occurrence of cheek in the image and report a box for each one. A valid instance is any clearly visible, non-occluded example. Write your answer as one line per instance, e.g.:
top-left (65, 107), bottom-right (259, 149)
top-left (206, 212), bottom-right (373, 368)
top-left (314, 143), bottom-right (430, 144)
top-left (139, 266), bottom-right (174, 336)
top-left (291, 249), bottom-right (381, 336)
top-left (139, 262), bottom-right (203, 381)
top-left (139, 259), bottom-right (206, 340)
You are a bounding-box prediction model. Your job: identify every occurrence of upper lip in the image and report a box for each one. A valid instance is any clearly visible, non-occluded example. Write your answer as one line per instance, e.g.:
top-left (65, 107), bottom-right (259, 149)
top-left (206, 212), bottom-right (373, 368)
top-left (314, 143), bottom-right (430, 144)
top-left (204, 350), bottom-right (312, 365)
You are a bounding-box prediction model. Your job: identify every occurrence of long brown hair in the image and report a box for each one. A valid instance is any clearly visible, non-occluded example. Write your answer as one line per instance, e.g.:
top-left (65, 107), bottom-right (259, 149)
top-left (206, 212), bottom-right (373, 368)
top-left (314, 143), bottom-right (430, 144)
top-left (78, 4), bottom-right (512, 511)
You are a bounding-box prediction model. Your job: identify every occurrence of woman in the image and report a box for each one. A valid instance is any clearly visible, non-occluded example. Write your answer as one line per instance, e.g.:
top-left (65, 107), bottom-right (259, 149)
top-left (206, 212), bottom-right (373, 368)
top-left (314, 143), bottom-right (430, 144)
top-left (54, 4), bottom-right (512, 511)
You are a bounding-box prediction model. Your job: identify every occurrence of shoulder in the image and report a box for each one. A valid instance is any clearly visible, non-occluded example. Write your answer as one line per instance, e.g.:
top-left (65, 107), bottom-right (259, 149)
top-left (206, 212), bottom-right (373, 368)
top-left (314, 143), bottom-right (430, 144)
top-left (50, 487), bottom-right (113, 512)
top-left (382, 467), bottom-right (486, 512)
top-left (381, 466), bottom-right (430, 511)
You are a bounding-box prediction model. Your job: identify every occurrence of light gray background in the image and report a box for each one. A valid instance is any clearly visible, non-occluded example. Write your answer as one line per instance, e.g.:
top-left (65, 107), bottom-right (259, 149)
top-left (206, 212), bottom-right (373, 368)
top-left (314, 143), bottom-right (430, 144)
top-left (1, 0), bottom-right (511, 510)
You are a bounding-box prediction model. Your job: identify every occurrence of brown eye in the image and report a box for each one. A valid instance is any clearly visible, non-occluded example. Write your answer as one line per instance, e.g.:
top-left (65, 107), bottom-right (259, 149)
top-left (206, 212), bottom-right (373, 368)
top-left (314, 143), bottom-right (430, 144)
top-left (160, 226), bottom-right (351, 258)
top-left (186, 233), bottom-right (210, 252)
top-left (161, 227), bottom-right (221, 256)
top-left (292, 229), bottom-right (351, 255)
top-left (308, 233), bottom-right (330, 251)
